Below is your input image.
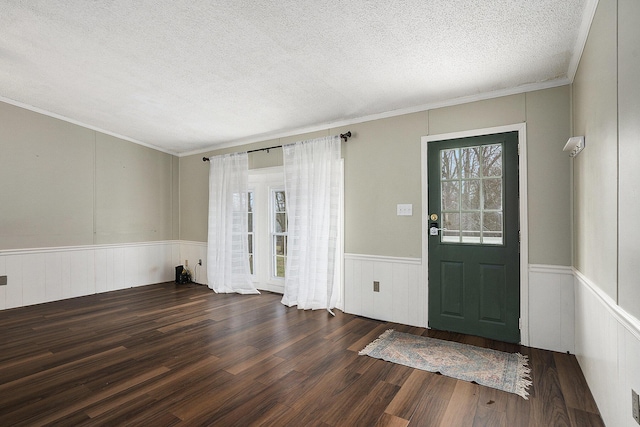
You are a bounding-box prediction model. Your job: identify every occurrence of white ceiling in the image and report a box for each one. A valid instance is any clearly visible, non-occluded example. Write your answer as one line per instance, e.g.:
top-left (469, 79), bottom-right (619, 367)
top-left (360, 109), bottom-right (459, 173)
top-left (1, 0), bottom-right (594, 155)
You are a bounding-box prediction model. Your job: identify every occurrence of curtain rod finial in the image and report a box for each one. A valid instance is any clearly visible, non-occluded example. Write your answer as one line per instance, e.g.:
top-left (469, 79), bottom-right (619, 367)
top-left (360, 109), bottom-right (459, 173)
top-left (203, 157), bottom-right (210, 162)
top-left (340, 131), bottom-right (352, 142)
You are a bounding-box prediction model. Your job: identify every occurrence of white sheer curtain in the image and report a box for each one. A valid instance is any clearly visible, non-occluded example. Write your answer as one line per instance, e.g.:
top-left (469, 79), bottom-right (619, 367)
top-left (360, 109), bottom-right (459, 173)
top-left (281, 135), bottom-right (341, 312)
top-left (207, 152), bottom-right (259, 294)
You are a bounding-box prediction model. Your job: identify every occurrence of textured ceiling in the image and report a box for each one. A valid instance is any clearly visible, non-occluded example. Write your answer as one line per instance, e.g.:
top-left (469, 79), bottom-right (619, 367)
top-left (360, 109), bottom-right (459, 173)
top-left (0, 0), bottom-right (591, 155)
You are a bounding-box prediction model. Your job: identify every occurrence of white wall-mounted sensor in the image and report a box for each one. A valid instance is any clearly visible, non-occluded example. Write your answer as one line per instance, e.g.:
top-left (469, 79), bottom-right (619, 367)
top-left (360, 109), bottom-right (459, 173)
top-left (563, 136), bottom-right (585, 157)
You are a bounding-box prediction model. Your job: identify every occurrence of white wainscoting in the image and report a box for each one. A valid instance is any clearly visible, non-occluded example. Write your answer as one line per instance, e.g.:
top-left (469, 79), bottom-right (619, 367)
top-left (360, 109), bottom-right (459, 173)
top-left (0, 241), bottom-right (181, 310)
top-left (343, 259), bottom-right (576, 352)
top-left (179, 241), bottom-right (208, 286)
top-left (527, 264), bottom-right (575, 353)
top-left (574, 269), bottom-right (640, 427)
top-left (344, 253), bottom-right (424, 327)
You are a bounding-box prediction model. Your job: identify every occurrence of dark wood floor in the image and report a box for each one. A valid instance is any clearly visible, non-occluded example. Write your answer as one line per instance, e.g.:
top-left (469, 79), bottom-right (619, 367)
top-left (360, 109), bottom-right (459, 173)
top-left (0, 283), bottom-right (604, 426)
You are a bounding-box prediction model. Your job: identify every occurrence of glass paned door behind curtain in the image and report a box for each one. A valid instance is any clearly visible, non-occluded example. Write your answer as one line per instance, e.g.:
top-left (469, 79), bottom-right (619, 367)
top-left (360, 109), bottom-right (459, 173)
top-left (247, 168), bottom-right (290, 294)
top-left (248, 191), bottom-right (254, 274)
top-left (272, 190), bottom-right (288, 278)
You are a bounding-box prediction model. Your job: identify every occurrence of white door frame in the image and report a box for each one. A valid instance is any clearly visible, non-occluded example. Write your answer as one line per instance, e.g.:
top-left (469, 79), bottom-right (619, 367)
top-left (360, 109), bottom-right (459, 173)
top-left (248, 166), bottom-right (287, 294)
top-left (421, 123), bottom-right (529, 345)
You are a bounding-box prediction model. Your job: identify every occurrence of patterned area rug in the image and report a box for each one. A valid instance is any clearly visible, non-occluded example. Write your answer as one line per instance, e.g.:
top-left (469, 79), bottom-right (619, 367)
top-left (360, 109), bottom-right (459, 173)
top-left (359, 329), bottom-right (531, 399)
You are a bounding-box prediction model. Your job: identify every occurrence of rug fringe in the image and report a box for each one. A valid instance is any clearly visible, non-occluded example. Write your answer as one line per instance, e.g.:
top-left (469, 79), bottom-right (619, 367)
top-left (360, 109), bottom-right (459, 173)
top-left (358, 329), bottom-right (394, 356)
top-left (514, 353), bottom-right (532, 400)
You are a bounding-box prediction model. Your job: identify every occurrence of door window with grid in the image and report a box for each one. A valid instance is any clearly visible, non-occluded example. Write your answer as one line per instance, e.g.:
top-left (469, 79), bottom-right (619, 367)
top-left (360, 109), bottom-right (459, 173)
top-left (440, 143), bottom-right (504, 245)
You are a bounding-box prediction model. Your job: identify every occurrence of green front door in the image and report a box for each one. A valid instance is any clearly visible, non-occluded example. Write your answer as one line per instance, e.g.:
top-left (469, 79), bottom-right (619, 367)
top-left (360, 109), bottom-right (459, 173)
top-left (427, 132), bottom-right (520, 343)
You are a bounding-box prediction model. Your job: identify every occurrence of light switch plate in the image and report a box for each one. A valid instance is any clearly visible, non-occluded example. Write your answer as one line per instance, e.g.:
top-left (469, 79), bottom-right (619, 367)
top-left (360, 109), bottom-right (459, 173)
top-left (0, 276), bottom-right (6, 286)
top-left (397, 204), bottom-right (413, 216)
top-left (633, 389), bottom-right (639, 424)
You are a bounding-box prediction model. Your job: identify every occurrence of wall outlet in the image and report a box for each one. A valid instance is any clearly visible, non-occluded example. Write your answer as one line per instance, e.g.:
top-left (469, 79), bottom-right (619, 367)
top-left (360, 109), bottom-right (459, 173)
top-left (373, 281), bottom-right (380, 292)
top-left (185, 260), bottom-right (189, 267)
top-left (633, 389), bottom-right (640, 424)
top-left (0, 276), bottom-right (6, 286)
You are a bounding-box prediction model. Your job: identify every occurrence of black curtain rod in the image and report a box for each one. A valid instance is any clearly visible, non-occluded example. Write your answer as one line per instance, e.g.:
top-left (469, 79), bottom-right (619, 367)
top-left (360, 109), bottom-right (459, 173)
top-left (202, 131), bottom-right (351, 162)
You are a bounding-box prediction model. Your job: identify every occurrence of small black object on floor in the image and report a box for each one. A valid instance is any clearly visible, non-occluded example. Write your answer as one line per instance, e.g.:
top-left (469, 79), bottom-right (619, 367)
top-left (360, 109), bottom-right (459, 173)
top-left (175, 265), bottom-right (191, 284)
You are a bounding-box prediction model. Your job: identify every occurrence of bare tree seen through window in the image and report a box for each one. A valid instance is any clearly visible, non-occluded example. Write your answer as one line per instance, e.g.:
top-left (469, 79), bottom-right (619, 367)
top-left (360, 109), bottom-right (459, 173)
top-left (440, 144), bottom-right (503, 244)
top-left (273, 190), bottom-right (287, 277)
top-left (247, 191), bottom-right (254, 274)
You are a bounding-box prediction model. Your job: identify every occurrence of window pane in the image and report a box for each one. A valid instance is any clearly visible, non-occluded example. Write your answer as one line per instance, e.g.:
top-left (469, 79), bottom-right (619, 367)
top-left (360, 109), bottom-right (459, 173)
top-left (274, 235), bottom-right (286, 256)
top-left (439, 142), bottom-right (505, 246)
top-left (482, 144), bottom-right (502, 177)
top-left (483, 178), bottom-right (502, 210)
top-left (442, 212), bottom-right (460, 243)
top-left (441, 149), bottom-right (459, 180)
top-left (274, 213), bottom-right (287, 232)
top-left (270, 189), bottom-right (288, 279)
top-left (247, 191), bottom-right (254, 274)
top-left (483, 212), bottom-right (503, 245)
top-left (275, 256), bottom-right (286, 278)
top-left (461, 147), bottom-right (480, 178)
top-left (461, 212), bottom-right (481, 243)
top-left (273, 191), bottom-right (286, 212)
top-left (461, 180), bottom-right (480, 210)
top-left (248, 234), bottom-right (254, 275)
top-left (441, 181), bottom-right (460, 210)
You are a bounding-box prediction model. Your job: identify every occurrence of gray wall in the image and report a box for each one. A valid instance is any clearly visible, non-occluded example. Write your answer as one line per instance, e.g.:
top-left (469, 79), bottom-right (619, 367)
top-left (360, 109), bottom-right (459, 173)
top-left (570, 3), bottom-right (640, 425)
top-left (572, 0), bottom-right (618, 300)
top-left (617, 0), bottom-right (640, 320)
top-left (573, 0), bottom-right (640, 319)
top-left (428, 89), bottom-right (572, 265)
top-left (1, 67), bottom-right (574, 272)
top-left (181, 86), bottom-right (571, 265)
top-left (0, 102), bottom-right (179, 250)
